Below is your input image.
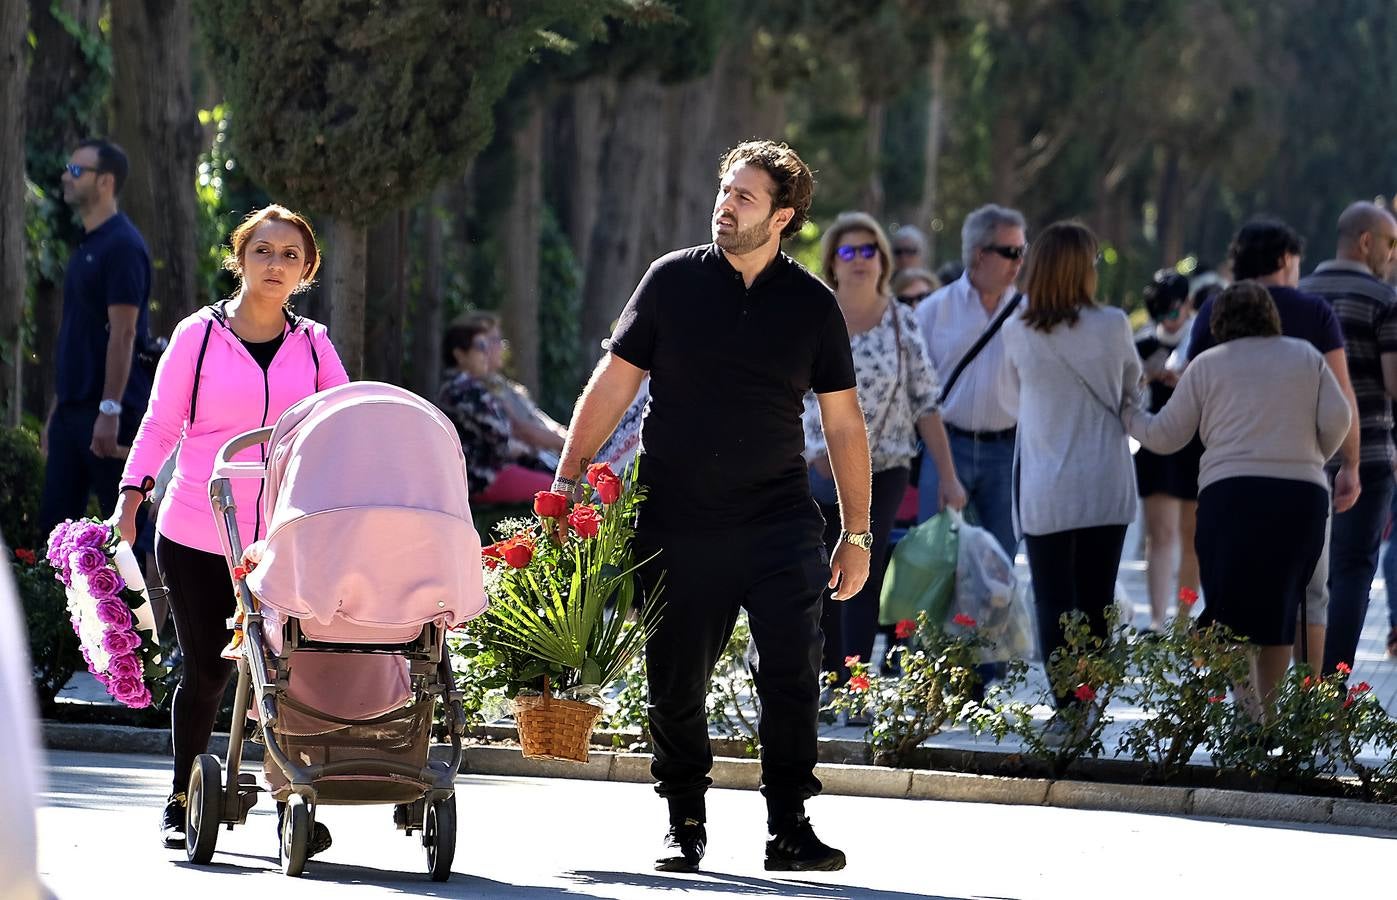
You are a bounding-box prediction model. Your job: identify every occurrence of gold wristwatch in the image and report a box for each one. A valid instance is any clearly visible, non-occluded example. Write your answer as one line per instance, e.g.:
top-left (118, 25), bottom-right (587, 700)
top-left (840, 530), bottom-right (874, 551)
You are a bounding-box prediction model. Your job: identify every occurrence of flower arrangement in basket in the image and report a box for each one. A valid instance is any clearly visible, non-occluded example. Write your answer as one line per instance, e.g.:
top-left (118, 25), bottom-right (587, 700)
top-left (44, 518), bottom-right (168, 709)
top-left (476, 462), bottom-right (662, 762)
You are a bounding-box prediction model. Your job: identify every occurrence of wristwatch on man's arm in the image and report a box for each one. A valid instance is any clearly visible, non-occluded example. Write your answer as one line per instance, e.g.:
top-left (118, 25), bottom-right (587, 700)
top-left (840, 529), bottom-right (874, 551)
top-left (98, 399), bottom-right (122, 417)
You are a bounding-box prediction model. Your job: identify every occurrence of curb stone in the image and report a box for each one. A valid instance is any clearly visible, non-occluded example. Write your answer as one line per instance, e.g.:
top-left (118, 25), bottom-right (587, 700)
top-left (43, 720), bottom-right (1396, 833)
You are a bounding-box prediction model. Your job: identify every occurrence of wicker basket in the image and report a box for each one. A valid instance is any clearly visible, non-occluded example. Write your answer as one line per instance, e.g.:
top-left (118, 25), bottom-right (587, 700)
top-left (513, 678), bottom-right (604, 763)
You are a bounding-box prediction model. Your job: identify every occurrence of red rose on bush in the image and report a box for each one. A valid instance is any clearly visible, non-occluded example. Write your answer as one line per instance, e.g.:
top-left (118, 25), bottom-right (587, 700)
top-left (894, 619), bottom-right (916, 640)
top-left (500, 535), bottom-right (535, 569)
top-left (1336, 661), bottom-right (1352, 676)
top-left (1073, 683), bottom-right (1097, 703)
top-left (587, 462), bottom-right (623, 505)
top-left (1178, 587), bottom-right (1199, 607)
top-left (534, 490), bottom-right (569, 519)
top-left (848, 675), bottom-right (871, 693)
top-left (14, 548), bottom-right (36, 566)
top-left (952, 613), bottom-right (977, 628)
top-left (567, 504), bottom-right (602, 539)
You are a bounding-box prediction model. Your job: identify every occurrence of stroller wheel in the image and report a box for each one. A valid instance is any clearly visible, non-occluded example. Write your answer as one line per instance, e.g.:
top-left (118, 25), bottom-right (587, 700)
top-left (280, 795), bottom-right (312, 877)
top-left (423, 795), bottom-right (456, 882)
top-left (186, 755), bottom-right (223, 865)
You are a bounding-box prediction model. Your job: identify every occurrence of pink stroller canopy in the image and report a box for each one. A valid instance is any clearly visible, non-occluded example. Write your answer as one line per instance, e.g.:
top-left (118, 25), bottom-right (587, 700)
top-left (246, 381), bottom-right (486, 632)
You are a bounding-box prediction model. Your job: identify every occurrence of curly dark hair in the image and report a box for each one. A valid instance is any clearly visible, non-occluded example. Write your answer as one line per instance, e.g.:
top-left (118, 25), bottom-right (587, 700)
top-left (718, 140), bottom-right (815, 239)
top-left (1210, 281), bottom-right (1281, 343)
top-left (1228, 219), bottom-right (1304, 281)
top-left (441, 311), bottom-right (499, 369)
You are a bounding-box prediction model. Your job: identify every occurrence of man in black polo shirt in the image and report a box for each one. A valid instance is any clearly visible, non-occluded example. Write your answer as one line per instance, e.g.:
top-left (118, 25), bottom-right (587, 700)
top-left (553, 140), bottom-right (871, 873)
top-left (38, 139), bottom-right (153, 539)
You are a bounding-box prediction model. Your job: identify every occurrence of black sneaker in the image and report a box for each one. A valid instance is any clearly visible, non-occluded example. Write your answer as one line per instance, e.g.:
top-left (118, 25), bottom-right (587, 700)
top-left (655, 818), bottom-right (706, 872)
top-left (765, 815), bottom-right (846, 872)
top-left (160, 792), bottom-right (187, 849)
top-left (277, 802), bottom-right (334, 858)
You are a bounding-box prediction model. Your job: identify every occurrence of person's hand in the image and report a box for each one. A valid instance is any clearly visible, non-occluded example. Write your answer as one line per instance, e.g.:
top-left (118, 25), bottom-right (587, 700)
top-left (938, 475), bottom-right (968, 512)
top-left (1155, 368), bottom-right (1180, 388)
top-left (1334, 464), bottom-right (1362, 514)
top-left (91, 413), bottom-right (120, 458)
top-left (829, 541), bottom-right (870, 602)
top-left (109, 490), bottom-right (141, 547)
top-left (810, 452), bottom-right (833, 480)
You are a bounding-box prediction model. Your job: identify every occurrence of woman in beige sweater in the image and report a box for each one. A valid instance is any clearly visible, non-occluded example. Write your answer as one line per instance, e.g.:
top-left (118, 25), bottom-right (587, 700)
top-left (1123, 282), bottom-right (1350, 718)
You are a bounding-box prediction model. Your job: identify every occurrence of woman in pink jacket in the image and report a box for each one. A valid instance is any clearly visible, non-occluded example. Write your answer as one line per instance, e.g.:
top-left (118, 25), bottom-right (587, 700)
top-left (110, 205), bottom-right (349, 852)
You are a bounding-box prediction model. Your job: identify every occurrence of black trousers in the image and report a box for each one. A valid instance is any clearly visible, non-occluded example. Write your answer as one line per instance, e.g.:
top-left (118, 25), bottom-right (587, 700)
top-left (817, 465), bottom-right (908, 677)
top-left (1024, 524), bottom-right (1127, 706)
top-left (638, 514), bottom-right (827, 826)
top-left (39, 401), bottom-right (146, 543)
top-left (156, 535), bottom-right (236, 794)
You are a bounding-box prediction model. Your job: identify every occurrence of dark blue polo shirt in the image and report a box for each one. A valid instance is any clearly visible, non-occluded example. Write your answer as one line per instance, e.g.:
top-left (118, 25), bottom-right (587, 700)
top-left (55, 212), bottom-right (153, 408)
top-left (608, 244), bottom-right (856, 531)
top-left (1189, 284), bottom-right (1344, 360)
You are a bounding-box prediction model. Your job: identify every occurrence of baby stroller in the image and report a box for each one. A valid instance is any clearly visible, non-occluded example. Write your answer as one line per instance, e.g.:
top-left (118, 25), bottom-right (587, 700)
top-left (187, 381), bottom-right (486, 879)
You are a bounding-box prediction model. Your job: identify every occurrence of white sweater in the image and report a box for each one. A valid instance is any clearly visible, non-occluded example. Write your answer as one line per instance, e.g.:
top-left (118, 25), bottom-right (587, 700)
top-left (1124, 336), bottom-right (1350, 491)
top-left (1002, 305), bottom-right (1141, 537)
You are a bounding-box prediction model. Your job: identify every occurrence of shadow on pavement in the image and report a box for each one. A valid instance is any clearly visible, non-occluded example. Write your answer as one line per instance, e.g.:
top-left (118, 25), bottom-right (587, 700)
top-left (565, 869), bottom-right (978, 899)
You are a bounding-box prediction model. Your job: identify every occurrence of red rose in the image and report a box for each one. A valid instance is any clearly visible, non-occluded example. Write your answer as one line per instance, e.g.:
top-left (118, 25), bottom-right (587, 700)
top-left (1353, 682), bottom-right (1372, 694)
top-left (848, 675), bottom-right (871, 693)
top-left (567, 504), bottom-right (602, 539)
top-left (1178, 587), bottom-right (1199, 607)
top-left (1073, 683), bottom-right (1097, 703)
top-left (14, 548), bottom-right (36, 566)
top-left (534, 491), bottom-right (569, 519)
top-left (481, 542), bottom-right (502, 570)
top-left (1207, 695), bottom-right (1226, 704)
top-left (894, 619), bottom-right (917, 640)
top-left (587, 463), bottom-right (623, 505)
top-left (500, 536), bottom-right (534, 569)
top-left (844, 655), bottom-right (861, 668)
top-left (1336, 661), bottom-right (1352, 676)
top-left (952, 613), bottom-right (977, 628)
top-left (232, 565), bottom-right (248, 581)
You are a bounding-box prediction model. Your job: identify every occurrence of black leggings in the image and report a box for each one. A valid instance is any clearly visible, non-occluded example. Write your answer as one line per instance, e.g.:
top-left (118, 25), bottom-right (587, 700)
top-left (1024, 524), bottom-right (1127, 706)
top-left (156, 535), bottom-right (236, 794)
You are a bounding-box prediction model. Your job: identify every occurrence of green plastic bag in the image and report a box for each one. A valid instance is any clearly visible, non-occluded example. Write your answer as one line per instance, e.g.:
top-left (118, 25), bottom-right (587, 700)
top-left (878, 510), bottom-right (959, 627)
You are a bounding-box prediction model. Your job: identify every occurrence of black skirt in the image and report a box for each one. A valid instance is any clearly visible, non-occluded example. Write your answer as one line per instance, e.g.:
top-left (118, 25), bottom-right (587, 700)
top-left (1195, 476), bottom-right (1328, 645)
top-left (1135, 432), bottom-right (1204, 501)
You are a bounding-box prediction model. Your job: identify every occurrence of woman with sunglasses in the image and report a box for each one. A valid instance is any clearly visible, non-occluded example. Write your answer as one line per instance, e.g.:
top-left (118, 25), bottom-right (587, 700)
top-left (1132, 271), bottom-right (1198, 633)
top-left (1000, 221), bottom-right (1141, 729)
top-left (890, 267), bottom-right (941, 308)
top-left (437, 312), bottom-right (554, 503)
top-left (804, 212), bottom-right (966, 680)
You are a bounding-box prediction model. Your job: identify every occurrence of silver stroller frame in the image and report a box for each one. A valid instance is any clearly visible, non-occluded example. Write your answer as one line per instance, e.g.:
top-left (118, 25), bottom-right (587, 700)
top-left (183, 427), bottom-right (467, 880)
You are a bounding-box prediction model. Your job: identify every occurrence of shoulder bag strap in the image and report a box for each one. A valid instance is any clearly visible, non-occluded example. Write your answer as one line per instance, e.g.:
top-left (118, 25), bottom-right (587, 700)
top-left (1039, 330), bottom-right (1127, 430)
top-left (936, 291), bottom-right (1023, 406)
top-left (865, 303), bottom-right (904, 451)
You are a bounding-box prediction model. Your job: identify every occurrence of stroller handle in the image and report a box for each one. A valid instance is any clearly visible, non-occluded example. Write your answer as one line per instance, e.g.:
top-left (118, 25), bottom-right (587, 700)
top-left (211, 427), bottom-right (274, 479)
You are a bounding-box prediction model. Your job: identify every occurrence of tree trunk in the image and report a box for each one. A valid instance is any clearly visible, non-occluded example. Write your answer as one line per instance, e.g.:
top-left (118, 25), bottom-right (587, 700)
top-left (327, 218), bottom-right (367, 380)
top-left (0, 0), bottom-right (26, 426)
top-left (859, 99), bottom-right (886, 218)
top-left (558, 78), bottom-right (612, 267)
top-left (579, 77), bottom-right (667, 362)
top-left (22, 0), bottom-right (104, 423)
top-left (109, 0), bottom-right (202, 337)
top-left (916, 37), bottom-right (947, 259)
top-left (500, 103), bottom-right (544, 396)
top-left (410, 188), bottom-right (447, 396)
top-left (363, 212), bottom-right (401, 383)
top-left (1156, 147), bottom-right (1184, 267)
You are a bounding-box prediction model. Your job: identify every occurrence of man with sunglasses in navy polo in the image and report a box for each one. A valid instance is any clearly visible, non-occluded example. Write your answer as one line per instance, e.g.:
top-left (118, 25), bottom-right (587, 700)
top-left (38, 139), bottom-right (153, 542)
top-left (913, 204), bottom-right (1028, 559)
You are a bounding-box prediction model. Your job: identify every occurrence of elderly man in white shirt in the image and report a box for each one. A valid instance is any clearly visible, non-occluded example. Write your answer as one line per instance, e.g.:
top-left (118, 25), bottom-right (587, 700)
top-left (914, 204), bottom-right (1028, 556)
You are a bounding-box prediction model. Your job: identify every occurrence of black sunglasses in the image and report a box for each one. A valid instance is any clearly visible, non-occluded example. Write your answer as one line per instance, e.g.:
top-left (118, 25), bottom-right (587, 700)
top-left (892, 246), bottom-right (920, 257)
top-left (836, 242), bottom-right (879, 262)
top-left (983, 243), bottom-right (1028, 261)
top-left (896, 291), bottom-right (932, 305)
top-left (64, 163), bottom-right (103, 179)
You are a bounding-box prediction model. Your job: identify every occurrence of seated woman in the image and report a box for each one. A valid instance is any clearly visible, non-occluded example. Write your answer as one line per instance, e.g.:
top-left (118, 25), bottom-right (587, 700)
top-left (462, 312), bottom-right (568, 468)
top-left (437, 316), bottom-right (554, 504)
top-left (1124, 282), bottom-right (1350, 721)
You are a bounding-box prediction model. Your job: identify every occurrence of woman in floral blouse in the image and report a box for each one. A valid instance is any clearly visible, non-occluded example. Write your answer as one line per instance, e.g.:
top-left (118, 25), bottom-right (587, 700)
top-left (438, 315), bottom-right (553, 503)
top-left (805, 212), bottom-right (967, 678)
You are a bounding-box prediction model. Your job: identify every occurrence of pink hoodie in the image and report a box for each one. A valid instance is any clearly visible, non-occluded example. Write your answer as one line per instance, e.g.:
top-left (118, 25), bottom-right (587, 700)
top-left (123, 303), bottom-right (350, 554)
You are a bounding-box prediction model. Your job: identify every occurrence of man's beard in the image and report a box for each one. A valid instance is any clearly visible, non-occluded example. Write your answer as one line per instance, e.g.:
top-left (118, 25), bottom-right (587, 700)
top-left (714, 213), bottom-right (774, 255)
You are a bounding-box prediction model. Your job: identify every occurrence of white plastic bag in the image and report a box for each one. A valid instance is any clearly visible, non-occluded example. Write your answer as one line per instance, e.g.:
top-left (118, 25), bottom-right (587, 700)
top-left (947, 510), bottom-right (1039, 663)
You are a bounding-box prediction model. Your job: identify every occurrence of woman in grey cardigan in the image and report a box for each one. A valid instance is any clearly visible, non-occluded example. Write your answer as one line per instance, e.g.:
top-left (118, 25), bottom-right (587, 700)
top-left (1124, 282), bottom-right (1350, 719)
top-left (1002, 222), bottom-right (1141, 707)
